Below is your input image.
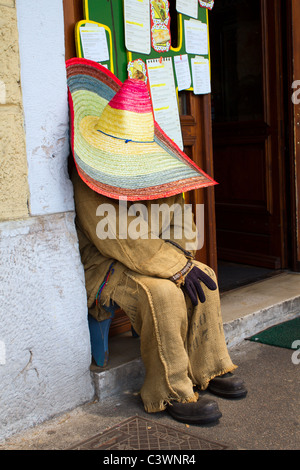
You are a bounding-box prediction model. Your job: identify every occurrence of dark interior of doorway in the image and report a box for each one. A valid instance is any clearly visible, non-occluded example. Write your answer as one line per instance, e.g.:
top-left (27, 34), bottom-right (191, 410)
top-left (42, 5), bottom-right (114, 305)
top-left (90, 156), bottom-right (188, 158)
top-left (209, 0), bottom-right (285, 291)
top-left (217, 261), bottom-right (278, 293)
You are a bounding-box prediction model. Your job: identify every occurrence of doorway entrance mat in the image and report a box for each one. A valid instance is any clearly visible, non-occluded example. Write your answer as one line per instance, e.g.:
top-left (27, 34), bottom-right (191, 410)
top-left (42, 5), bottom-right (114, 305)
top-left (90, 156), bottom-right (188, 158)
top-left (67, 415), bottom-right (228, 450)
top-left (247, 317), bottom-right (300, 350)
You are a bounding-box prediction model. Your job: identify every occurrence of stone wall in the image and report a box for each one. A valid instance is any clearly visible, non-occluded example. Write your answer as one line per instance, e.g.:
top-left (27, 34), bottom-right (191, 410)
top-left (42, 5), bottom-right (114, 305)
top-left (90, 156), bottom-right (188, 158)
top-left (0, 0), bottom-right (94, 440)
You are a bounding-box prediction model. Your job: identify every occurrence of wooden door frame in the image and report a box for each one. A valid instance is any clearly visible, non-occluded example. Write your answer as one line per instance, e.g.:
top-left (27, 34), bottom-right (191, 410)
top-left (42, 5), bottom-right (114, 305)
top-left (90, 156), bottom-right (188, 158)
top-left (285, 0), bottom-right (300, 271)
top-left (202, 95), bottom-right (218, 274)
top-left (180, 92), bottom-right (217, 273)
top-left (262, 0), bottom-right (288, 268)
top-left (63, 0), bottom-right (83, 60)
top-left (189, 95), bottom-right (217, 272)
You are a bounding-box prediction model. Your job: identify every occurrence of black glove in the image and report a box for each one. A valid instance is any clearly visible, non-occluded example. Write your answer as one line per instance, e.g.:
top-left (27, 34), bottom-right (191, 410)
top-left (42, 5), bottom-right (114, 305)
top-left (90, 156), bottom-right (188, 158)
top-left (183, 266), bottom-right (217, 306)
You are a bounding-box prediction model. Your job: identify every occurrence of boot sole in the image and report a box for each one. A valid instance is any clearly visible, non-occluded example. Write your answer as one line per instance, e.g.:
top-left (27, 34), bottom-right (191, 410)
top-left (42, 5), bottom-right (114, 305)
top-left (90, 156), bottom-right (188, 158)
top-left (208, 386), bottom-right (248, 399)
top-left (166, 407), bottom-right (222, 425)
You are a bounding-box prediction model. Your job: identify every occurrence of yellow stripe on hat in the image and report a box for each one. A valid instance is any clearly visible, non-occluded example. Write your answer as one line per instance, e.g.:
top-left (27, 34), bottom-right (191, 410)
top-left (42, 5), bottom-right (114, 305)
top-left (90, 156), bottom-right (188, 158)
top-left (79, 115), bottom-right (159, 156)
top-left (96, 105), bottom-right (154, 142)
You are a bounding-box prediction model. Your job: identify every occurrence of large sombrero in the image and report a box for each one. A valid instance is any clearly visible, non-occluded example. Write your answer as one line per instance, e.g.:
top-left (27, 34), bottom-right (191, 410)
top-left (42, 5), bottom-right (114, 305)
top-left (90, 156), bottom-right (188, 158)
top-left (66, 58), bottom-right (217, 201)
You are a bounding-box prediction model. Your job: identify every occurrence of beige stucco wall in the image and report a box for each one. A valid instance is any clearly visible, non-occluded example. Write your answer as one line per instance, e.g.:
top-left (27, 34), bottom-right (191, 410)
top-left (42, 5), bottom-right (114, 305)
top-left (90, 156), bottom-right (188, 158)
top-left (0, 1), bottom-right (29, 220)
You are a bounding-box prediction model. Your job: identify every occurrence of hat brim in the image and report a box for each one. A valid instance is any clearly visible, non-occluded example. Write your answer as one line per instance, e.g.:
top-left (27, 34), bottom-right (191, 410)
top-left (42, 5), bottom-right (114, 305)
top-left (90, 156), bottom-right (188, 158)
top-left (66, 58), bottom-right (217, 201)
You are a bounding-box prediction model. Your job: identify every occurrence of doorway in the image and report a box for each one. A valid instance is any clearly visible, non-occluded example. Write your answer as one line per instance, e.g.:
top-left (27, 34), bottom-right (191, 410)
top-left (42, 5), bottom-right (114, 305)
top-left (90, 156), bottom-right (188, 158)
top-left (209, 0), bottom-right (288, 291)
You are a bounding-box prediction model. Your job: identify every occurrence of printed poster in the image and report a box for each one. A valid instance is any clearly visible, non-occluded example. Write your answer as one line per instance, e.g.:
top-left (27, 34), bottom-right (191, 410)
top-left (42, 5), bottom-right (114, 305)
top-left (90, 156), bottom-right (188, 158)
top-left (199, 0), bottom-right (214, 10)
top-left (150, 0), bottom-right (171, 53)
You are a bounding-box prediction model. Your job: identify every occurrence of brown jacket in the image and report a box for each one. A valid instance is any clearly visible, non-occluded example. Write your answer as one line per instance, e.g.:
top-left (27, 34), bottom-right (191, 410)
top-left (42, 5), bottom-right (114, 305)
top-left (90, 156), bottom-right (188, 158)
top-left (72, 170), bottom-right (197, 320)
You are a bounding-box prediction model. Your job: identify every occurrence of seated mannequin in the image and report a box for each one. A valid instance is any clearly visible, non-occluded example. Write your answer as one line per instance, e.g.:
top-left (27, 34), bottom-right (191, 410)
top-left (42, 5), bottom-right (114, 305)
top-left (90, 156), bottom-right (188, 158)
top-left (67, 58), bottom-right (247, 425)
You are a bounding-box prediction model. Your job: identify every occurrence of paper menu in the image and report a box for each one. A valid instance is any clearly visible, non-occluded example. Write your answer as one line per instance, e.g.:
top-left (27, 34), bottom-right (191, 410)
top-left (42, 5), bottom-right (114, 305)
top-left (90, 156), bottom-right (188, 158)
top-left (176, 0), bottom-right (198, 19)
top-left (174, 54), bottom-right (191, 91)
top-left (184, 19), bottom-right (208, 56)
top-left (79, 24), bottom-right (109, 62)
top-left (146, 57), bottom-right (184, 150)
top-left (191, 56), bottom-right (211, 94)
top-left (124, 0), bottom-right (151, 54)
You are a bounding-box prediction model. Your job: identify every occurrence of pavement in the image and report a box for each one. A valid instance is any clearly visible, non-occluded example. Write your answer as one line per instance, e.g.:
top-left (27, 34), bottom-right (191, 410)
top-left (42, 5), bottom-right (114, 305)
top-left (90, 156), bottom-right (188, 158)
top-left (0, 272), bottom-right (299, 452)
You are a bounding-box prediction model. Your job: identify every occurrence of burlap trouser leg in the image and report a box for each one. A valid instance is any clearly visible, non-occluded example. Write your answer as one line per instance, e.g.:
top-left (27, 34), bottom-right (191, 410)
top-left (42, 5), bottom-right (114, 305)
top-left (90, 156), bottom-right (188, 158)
top-left (111, 261), bottom-right (236, 414)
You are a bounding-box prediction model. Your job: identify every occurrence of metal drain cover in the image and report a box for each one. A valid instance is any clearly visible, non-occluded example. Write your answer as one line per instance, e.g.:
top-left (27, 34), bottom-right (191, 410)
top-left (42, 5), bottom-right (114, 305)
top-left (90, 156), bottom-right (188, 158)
top-left (68, 416), bottom-right (228, 450)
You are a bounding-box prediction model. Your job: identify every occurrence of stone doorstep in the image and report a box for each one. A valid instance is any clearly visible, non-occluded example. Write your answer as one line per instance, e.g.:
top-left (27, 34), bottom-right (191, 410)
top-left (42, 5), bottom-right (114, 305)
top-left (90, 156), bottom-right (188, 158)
top-left (91, 272), bottom-right (300, 402)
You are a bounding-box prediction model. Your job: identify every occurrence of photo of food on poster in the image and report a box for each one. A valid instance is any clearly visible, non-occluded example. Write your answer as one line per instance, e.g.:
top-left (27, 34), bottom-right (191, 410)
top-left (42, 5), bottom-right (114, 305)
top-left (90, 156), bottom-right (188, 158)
top-left (150, 0), bottom-right (171, 53)
top-left (198, 0), bottom-right (215, 11)
top-left (127, 59), bottom-right (148, 82)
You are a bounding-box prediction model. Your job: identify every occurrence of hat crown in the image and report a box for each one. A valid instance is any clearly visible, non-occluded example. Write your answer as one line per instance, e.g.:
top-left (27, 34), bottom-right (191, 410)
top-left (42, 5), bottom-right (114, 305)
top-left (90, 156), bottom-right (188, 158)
top-left (97, 79), bottom-right (155, 143)
top-left (109, 79), bottom-right (153, 113)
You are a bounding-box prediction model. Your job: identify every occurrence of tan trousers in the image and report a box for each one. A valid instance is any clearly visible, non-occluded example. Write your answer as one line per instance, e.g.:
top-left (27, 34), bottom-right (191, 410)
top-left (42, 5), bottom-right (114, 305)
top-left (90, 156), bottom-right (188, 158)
top-left (111, 261), bottom-right (237, 413)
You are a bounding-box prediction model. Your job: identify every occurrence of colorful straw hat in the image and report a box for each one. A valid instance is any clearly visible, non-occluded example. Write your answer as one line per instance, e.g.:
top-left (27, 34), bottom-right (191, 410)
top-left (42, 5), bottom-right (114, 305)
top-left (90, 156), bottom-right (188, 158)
top-left (66, 58), bottom-right (216, 201)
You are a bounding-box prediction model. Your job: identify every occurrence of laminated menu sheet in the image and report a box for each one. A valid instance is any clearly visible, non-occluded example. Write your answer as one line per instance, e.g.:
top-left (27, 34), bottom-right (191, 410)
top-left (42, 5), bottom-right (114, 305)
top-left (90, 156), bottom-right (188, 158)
top-left (124, 0), bottom-right (151, 54)
top-left (174, 54), bottom-right (192, 91)
top-left (79, 23), bottom-right (109, 62)
top-left (146, 57), bottom-right (184, 150)
top-left (184, 19), bottom-right (208, 56)
top-left (191, 56), bottom-right (211, 94)
top-left (176, 0), bottom-right (198, 19)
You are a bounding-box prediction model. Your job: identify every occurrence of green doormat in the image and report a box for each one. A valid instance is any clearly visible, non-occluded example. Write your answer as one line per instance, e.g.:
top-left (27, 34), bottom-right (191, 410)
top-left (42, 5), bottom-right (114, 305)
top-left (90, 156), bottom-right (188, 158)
top-left (248, 317), bottom-right (300, 350)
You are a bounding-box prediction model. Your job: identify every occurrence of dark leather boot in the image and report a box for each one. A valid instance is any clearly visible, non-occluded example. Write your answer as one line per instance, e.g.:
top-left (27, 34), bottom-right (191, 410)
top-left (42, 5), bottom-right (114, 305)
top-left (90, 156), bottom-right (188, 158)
top-left (166, 396), bottom-right (222, 425)
top-left (208, 372), bottom-right (247, 398)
